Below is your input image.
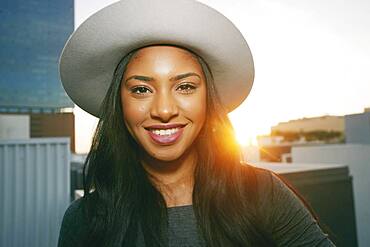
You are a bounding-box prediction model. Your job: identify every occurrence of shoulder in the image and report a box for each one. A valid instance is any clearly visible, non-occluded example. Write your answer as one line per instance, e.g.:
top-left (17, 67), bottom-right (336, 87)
top-left (240, 162), bottom-right (274, 181)
top-left (58, 198), bottom-right (87, 247)
top-left (240, 162), bottom-right (312, 224)
top-left (239, 162), bottom-right (277, 196)
top-left (62, 198), bottom-right (86, 226)
top-left (240, 162), bottom-right (302, 202)
top-left (240, 163), bottom-right (335, 246)
top-left (65, 198), bottom-right (84, 216)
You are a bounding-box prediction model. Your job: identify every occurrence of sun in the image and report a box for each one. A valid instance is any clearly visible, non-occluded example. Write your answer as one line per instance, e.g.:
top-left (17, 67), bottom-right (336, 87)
top-left (234, 126), bottom-right (258, 147)
top-left (228, 112), bottom-right (259, 147)
top-left (227, 104), bottom-right (275, 148)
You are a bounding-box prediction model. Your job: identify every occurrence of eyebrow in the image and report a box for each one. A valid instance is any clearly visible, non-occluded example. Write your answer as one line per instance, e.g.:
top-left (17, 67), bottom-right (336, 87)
top-left (125, 72), bottom-right (201, 83)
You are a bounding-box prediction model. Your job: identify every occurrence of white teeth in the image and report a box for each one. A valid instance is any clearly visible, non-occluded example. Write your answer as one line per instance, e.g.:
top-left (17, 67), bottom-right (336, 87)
top-left (151, 128), bottom-right (179, 136)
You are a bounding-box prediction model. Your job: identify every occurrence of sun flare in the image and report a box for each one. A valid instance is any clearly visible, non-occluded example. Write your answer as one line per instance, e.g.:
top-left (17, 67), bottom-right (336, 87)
top-left (227, 106), bottom-right (274, 148)
top-left (228, 113), bottom-right (259, 147)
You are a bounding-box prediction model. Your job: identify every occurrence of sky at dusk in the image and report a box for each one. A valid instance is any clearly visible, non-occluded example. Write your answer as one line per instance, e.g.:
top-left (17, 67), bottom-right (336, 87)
top-left (73, 0), bottom-right (370, 153)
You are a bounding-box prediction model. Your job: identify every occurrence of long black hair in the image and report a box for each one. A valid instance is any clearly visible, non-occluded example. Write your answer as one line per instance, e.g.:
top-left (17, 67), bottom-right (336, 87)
top-left (82, 45), bottom-right (275, 246)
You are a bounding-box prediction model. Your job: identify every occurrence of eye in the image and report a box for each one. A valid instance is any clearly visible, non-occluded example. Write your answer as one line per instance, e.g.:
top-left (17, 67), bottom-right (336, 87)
top-left (176, 83), bottom-right (197, 94)
top-left (130, 86), bottom-right (152, 95)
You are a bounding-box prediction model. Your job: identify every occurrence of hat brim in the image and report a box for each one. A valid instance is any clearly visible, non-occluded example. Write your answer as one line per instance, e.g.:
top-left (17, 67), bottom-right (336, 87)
top-left (59, 0), bottom-right (254, 117)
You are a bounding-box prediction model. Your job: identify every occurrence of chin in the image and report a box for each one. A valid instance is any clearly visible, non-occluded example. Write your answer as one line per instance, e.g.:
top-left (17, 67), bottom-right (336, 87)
top-left (148, 150), bottom-right (184, 162)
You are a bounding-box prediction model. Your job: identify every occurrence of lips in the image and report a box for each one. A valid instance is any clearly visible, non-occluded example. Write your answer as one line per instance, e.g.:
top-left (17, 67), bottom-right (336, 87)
top-left (144, 123), bottom-right (186, 145)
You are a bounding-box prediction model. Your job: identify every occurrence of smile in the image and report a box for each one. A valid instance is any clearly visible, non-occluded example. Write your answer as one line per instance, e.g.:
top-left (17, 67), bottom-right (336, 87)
top-left (145, 124), bottom-right (186, 145)
top-left (151, 128), bottom-right (180, 136)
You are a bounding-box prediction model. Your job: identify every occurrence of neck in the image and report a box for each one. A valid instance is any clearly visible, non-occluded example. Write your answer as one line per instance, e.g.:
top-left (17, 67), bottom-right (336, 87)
top-left (141, 148), bottom-right (197, 207)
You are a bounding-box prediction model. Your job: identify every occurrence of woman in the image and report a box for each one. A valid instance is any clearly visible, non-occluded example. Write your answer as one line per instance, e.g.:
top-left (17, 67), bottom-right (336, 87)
top-left (58, 0), bottom-right (335, 246)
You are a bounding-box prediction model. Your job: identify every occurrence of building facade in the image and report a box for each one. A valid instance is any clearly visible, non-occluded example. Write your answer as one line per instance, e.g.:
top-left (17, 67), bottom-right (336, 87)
top-left (345, 109), bottom-right (370, 145)
top-left (0, 0), bottom-right (74, 112)
top-left (0, 0), bottom-right (75, 150)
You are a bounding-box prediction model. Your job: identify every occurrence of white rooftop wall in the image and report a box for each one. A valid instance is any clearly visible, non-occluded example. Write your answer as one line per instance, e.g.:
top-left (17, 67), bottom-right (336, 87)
top-left (292, 144), bottom-right (370, 247)
top-left (0, 114), bottom-right (29, 140)
top-left (345, 112), bottom-right (370, 144)
top-left (0, 138), bottom-right (70, 247)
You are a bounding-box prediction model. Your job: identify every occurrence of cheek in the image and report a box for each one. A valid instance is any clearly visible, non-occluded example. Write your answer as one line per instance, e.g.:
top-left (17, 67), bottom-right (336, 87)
top-left (122, 96), bottom-right (150, 129)
top-left (177, 90), bottom-right (207, 125)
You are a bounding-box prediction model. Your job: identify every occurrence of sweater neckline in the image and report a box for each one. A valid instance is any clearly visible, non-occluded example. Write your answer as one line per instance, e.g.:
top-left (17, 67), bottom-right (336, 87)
top-left (167, 204), bottom-right (193, 210)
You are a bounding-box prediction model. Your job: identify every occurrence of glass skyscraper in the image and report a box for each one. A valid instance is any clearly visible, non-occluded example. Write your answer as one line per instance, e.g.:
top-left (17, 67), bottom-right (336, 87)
top-left (0, 0), bottom-right (74, 112)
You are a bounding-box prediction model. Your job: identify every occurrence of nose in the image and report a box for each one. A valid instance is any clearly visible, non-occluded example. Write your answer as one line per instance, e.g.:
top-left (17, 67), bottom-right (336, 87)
top-left (150, 90), bottom-right (179, 122)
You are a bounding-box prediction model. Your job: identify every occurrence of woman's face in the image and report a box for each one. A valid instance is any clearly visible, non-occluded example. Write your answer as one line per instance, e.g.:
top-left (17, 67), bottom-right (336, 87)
top-left (121, 46), bottom-right (207, 161)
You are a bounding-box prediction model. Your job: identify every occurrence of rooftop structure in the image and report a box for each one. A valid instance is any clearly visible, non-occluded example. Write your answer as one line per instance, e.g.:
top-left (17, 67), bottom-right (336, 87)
top-left (271, 115), bottom-right (344, 133)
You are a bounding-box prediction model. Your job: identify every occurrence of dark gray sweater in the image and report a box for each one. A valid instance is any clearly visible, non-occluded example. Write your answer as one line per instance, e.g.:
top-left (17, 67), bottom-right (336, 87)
top-left (58, 167), bottom-right (335, 246)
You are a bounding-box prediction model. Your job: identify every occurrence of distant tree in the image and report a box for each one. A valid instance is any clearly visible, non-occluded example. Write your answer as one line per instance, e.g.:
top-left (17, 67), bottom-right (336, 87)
top-left (271, 130), bottom-right (300, 142)
top-left (271, 130), bottom-right (344, 143)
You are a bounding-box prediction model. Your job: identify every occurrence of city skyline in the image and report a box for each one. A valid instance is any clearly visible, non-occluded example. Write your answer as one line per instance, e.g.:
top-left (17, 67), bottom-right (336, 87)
top-left (73, 0), bottom-right (370, 153)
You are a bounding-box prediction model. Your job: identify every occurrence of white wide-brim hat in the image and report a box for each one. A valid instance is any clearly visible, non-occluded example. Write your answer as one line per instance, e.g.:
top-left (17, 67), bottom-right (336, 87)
top-left (59, 0), bottom-right (254, 117)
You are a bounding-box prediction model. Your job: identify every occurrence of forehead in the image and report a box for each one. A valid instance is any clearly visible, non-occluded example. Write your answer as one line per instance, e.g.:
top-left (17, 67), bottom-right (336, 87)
top-left (124, 45), bottom-right (203, 74)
